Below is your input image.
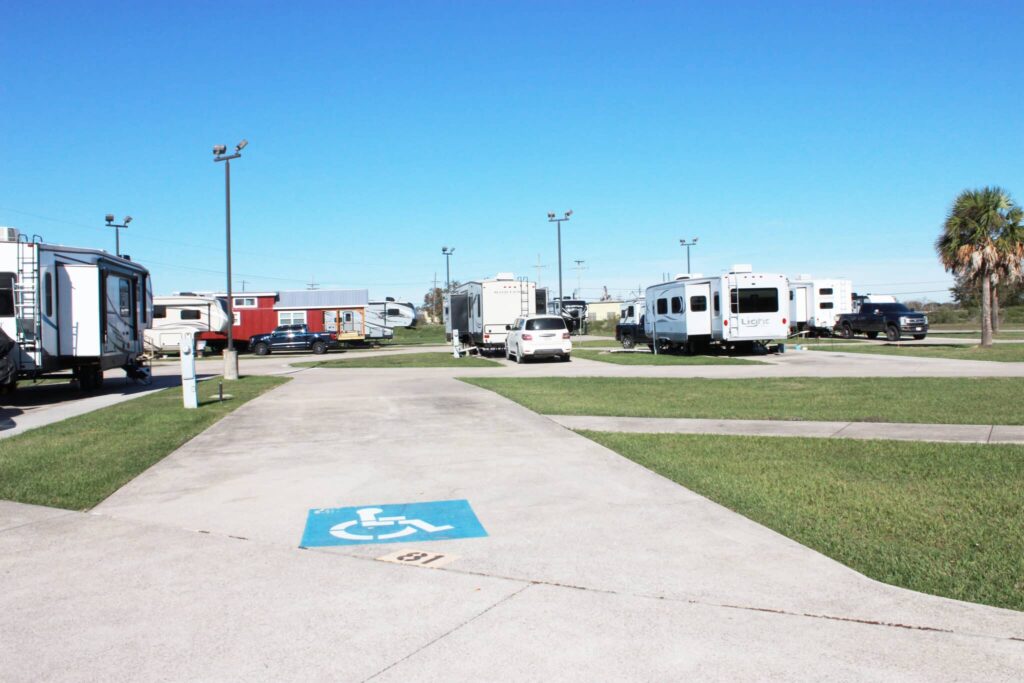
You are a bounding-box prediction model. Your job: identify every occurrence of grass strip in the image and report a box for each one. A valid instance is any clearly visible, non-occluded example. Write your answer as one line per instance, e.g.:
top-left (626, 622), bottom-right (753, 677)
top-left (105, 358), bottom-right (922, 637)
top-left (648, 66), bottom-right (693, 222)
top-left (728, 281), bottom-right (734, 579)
top-left (815, 343), bottom-right (1024, 363)
top-left (573, 349), bottom-right (761, 365)
top-left (0, 375), bottom-right (288, 510)
top-left (296, 352), bottom-right (501, 368)
top-left (581, 431), bottom-right (1024, 611)
top-left (384, 325), bottom-right (448, 346)
top-left (461, 376), bottom-right (1024, 424)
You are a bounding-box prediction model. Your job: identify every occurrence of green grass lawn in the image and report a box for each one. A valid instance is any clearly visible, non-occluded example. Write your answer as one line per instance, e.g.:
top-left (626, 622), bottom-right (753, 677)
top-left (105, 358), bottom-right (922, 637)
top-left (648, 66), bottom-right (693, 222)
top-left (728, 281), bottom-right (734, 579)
top-left (384, 324), bottom-right (447, 346)
top-left (573, 339), bottom-right (620, 348)
top-left (928, 331), bottom-right (1024, 339)
top-left (582, 431), bottom-right (1024, 611)
top-left (295, 352), bottom-right (501, 368)
top-left (461, 376), bottom-right (1024, 424)
top-left (573, 349), bottom-right (762, 365)
top-left (0, 375), bottom-right (288, 510)
top-left (815, 343), bottom-right (1024, 363)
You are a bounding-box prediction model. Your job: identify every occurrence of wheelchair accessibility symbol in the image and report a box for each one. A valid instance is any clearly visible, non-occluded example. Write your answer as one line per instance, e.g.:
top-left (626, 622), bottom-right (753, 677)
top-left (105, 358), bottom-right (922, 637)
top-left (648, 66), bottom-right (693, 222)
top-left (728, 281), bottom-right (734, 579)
top-left (300, 499), bottom-right (488, 547)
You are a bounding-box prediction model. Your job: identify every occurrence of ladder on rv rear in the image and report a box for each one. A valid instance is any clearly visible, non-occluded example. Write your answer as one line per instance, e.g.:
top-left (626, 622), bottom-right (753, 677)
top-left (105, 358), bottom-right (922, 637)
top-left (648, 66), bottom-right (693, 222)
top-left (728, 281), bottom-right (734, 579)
top-left (14, 234), bottom-right (42, 361)
top-left (518, 276), bottom-right (531, 316)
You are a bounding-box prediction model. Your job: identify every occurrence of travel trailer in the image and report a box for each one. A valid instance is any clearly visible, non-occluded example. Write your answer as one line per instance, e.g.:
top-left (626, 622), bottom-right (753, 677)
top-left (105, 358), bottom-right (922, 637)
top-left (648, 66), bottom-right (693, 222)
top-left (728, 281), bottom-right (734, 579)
top-left (367, 299), bottom-right (417, 329)
top-left (644, 265), bottom-right (789, 353)
top-left (789, 276), bottom-right (853, 336)
top-left (0, 228), bottom-right (153, 390)
top-left (145, 294), bottom-right (230, 355)
top-left (615, 297), bottom-right (649, 348)
top-left (444, 273), bottom-right (537, 351)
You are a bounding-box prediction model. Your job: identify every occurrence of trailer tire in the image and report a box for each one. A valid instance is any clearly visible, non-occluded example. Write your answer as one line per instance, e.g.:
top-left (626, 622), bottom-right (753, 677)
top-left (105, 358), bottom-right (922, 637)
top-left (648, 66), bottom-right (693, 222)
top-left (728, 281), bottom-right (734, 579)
top-left (621, 335), bottom-right (634, 349)
top-left (866, 331), bottom-right (879, 339)
top-left (253, 342), bottom-right (270, 356)
top-left (311, 341), bottom-right (328, 355)
top-left (886, 325), bottom-right (901, 342)
top-left (76, 366), bottom-right (104, 392)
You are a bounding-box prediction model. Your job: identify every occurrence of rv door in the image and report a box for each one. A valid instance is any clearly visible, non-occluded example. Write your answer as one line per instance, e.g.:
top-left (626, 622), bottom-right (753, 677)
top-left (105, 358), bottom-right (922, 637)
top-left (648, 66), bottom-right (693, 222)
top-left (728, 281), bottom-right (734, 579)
top-left (449, 294), bottom-right (469, 339)
top-left (685, 283), bottom-right (712, 336)
top-left (103, 272), bottom-right (137, 355)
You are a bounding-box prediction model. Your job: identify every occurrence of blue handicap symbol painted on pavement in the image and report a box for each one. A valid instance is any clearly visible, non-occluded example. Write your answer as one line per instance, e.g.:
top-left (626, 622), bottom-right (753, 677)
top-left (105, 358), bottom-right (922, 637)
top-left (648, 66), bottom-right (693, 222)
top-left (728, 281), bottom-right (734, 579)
top-left (300, 499), bottom-right (488, 547)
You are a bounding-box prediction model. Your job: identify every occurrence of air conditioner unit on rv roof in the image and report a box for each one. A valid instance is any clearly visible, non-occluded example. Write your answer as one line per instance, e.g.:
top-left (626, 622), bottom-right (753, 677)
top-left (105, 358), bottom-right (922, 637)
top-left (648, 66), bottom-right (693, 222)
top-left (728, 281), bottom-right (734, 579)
top-left (674, 273), bottom-right (704, 280)
top-left (729, 264), bottom-right (753, 273)
top-left (0, 227), bottom-right (20, 242)
top-left (495, 272), bottom-right (515, 280)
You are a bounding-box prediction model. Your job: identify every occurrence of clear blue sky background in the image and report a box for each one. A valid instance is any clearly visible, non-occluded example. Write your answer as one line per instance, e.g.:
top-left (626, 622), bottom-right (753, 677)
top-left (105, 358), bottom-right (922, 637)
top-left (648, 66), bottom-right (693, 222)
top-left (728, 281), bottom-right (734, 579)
top-left (2, 1), bottom-right (1022, 304)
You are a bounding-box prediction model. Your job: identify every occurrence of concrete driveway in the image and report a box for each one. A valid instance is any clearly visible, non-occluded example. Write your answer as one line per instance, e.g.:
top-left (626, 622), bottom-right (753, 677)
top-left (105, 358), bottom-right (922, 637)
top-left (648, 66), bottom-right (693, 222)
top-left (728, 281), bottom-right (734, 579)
top-left (3, 365), bottom-right (1021, 680)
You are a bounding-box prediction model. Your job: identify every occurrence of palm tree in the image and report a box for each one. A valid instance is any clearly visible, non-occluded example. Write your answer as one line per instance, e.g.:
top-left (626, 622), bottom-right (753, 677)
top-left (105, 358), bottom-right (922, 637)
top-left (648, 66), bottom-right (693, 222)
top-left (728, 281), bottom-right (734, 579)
top-left (990, 205), bottom-right (1024, 333)
top-left (936, 187), bottom-right (1022, 347)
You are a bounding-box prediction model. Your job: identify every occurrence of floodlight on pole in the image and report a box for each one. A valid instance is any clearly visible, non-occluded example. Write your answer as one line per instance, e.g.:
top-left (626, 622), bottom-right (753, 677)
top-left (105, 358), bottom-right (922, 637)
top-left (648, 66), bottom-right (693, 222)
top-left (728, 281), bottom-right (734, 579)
top-left (547, 210), bottom-right (572, 313)
top-left (441, 246), bottom-right (455, 292)
top-left (679, 237), bottom-right (699, 274)
top-left (105, 214), bottom-right (132, 257)
top-left (213, 139), bottom-right (247, 381)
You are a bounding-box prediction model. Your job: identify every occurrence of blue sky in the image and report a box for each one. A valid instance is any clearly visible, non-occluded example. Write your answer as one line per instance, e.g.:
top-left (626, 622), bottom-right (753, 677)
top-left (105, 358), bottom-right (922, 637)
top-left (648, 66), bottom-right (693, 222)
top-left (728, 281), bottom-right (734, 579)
top-left (2, 1), bottom-right (1022, 303)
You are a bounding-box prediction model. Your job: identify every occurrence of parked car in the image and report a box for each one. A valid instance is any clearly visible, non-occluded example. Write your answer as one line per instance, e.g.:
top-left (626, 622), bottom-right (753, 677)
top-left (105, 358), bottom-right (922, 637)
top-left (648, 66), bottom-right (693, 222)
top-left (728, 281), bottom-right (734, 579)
top-left (836, 303), bottom-right (929, 341)
top-left (505, 315), bottom-right (572, 363)
top-left (249, 324), bottom-right (339, 355)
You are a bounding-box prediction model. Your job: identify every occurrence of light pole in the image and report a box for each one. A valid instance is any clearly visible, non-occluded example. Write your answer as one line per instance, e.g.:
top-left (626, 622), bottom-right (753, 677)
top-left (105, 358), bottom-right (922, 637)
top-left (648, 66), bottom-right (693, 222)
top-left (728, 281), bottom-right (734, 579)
top-left (105, 214), bottom-right (132, 257)
top-left (213, 139), bottom-right (247, 381)
top-left (441, 246), bottom-right (455, 292)
top-left (679, 237), bottom-right (699, 274)
top-left (547, 210), bottom-right (572, 313)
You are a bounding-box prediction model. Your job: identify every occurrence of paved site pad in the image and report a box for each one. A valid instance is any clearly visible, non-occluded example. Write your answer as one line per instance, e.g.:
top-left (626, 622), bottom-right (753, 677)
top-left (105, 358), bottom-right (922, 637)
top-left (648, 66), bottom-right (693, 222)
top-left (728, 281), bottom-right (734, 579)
top-left (547, 415), bottom-right (1024, 444)
top-left (4, 361), bottom-right (1024, 679)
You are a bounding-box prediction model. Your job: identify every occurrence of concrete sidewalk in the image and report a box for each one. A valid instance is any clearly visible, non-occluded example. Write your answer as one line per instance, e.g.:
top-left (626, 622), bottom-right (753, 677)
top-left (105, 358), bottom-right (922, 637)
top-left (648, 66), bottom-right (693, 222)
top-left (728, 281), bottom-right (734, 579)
top-left (548, 414), bottom-right (1024, 444)
top-left (4, 367), bottom-right (1024, 680)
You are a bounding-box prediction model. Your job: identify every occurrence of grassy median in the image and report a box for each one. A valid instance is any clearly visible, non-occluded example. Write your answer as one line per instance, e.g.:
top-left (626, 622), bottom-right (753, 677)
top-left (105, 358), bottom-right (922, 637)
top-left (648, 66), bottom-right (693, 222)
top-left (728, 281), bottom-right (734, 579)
top-left (461, 376), bottom-right (1023, 424)
top-left (582, 431), bottom-right (1024, 611)
top-left (573, 349), bottom-right (762, 365)
top-left (815, 343), bottom-right (1024, 363)
top-left (296, 352), bottom-right (501, 368)
top-left (0, 375), bottom-right (288, 510)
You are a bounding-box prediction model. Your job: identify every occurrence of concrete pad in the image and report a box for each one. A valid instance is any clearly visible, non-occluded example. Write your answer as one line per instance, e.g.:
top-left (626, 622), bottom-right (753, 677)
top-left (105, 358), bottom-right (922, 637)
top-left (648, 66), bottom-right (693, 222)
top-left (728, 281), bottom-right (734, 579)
top-left (375, 584), bottom-right (1024, 682)
top-left (548, 414), bottom-right (849, 438)
top-left (0, 500), bottom-right (73, 532)
top-left (989, 425), bottom-right (1024, 444)
top-left (96, 370), bottom-right (1024, 645)
top-left (0, 510), bottom-right (525, 682)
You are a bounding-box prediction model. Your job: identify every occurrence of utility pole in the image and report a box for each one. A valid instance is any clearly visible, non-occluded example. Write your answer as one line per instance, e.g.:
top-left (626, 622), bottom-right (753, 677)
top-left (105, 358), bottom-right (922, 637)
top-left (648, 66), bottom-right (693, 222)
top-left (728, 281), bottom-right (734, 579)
top-left (104, 214), bottom-right (132, 257)
top-left (679, 237), bottom-right (699, 274)
top-left (307, 276), bottom-right (319, 290)
top-left (572, 259), bottom-right (587, 298)
top-left (441, 246), bottom-right (455, 292)
top-left (240, 280), bottom-right (248, 292)
top-left (213, 138), bottom-right (247, 381)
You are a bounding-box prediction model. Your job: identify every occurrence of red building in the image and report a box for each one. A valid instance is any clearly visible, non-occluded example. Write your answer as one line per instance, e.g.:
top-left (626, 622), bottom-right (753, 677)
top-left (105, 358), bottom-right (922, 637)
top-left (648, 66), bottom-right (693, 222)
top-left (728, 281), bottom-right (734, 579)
top-left (199, 289), bottom-right (368, 351)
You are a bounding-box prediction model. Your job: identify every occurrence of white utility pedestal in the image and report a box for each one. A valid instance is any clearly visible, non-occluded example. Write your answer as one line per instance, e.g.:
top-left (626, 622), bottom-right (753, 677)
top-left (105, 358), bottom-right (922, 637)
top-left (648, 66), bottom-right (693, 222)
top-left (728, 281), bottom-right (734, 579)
top-left (181, 334), bottom-right (199, 409)
top-left (452, 328), bottom-right (460, 358)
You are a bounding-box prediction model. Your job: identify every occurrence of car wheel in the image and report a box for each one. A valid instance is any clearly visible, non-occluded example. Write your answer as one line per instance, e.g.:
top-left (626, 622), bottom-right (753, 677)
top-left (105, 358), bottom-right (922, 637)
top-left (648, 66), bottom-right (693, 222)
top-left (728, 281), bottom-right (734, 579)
top-left (505, 346), bottom-right (511, 361)
top-left (561, 354), bottom-right (571, 362)
top-left (866, 331), bottom-right (878, 339)
top-left (515, 346), bottom-right (524, 364)
top-left (886, 325), bottom-right (900, 342)
top-left (311, 341), bottom-right (327, 355)
top-left (913, 334), bottom-right (926, 340)
top-left (841, 324), bottom-right (853, 339)
top-left (254, 342), bottom-right (270, 356)
top-left (621, 335), bottom-right (634, 349)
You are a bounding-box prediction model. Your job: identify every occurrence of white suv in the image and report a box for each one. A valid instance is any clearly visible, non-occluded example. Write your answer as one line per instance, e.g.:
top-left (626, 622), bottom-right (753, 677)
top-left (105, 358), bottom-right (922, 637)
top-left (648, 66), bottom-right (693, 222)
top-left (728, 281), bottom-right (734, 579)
top-left (505, 315), bottom-right (572, 363)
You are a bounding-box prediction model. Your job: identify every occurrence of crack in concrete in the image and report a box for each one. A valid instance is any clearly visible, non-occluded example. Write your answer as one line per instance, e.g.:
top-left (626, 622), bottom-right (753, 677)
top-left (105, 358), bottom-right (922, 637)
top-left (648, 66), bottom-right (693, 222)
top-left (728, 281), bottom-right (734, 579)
top-left (361, 583), bottom-right (533, 682)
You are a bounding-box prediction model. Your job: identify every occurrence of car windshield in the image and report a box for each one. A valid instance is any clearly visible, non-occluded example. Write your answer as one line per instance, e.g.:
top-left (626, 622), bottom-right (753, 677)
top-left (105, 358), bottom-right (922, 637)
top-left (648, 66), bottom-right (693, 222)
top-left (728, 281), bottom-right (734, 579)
top-left (526, 318), bottom-right (567, 331)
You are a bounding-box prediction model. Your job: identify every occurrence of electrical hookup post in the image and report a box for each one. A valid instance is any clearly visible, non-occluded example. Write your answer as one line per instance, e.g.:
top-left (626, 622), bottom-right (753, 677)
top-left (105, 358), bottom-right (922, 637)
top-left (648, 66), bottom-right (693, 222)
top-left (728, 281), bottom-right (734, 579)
top-left (452, 328), bottom-right (460, 358)
top-left (180, 333), bottom-right (199, 409)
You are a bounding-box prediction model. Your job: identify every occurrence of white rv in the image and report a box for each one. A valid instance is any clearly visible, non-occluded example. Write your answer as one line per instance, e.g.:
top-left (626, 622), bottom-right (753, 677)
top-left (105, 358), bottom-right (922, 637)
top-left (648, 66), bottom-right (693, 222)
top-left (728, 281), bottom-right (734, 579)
top-left (368, 299), bottom-right (417, 329)
top-left (644, 265), bottom-right (789, 353)
top-left (444, 273), bottom-right (537, 351)
top-left (0, 228), bottom-right (153, 390)
top-left (145, 294), bottom-right (230, 355)
top-left (789, 276), bottom-right (853, 335)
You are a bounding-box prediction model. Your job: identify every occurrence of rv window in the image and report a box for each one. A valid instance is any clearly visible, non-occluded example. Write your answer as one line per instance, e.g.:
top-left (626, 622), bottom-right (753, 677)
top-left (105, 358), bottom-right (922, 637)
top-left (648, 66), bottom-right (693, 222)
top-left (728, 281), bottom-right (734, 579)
top-left (789, 291), bottom-right (794, 300)
top-left (181, 309), bottom-right (201, 320)
top-left (387, 308), bottom-right (401, 317)
top-left (819, 288), bottom-right (834, 296)
top-left (44, 273), bottom-right (53, 317)
top-left (670, 297), bottom-right (683, 314)
top-left (525, 318), bottom-right (567, 331)
top-left (153, 305), bottom-right (167, 318)
top-left (626, 305), bottom-right (634, 318)
top-left (0, 273), bottom-right (14, 317)
top-left (656, 298), bottom-right (668, 315)
top-left (118, 279), bottom-right (131, 318)
top-left (730, 288), bottom-right (779, 314)
top-left (820, 302), bottom-right (834, 309)
top-left (713, 293), bottom-right (720, 315)
top-left (690, 295), bottom-right (707, 312)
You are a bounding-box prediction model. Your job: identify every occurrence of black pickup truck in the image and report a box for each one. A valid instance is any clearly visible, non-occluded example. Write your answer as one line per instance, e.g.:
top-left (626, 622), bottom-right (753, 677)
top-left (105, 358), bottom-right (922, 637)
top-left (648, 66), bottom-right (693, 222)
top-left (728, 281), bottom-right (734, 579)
top-left (836, 303), bottom-right (929, 341)
top-left (249, 324), bottom-right (339, 355)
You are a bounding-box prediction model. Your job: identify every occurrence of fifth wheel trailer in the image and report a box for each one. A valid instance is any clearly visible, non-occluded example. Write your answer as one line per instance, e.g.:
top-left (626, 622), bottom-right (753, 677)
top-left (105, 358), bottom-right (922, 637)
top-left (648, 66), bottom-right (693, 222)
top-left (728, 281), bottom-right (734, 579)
top-left (0, 228), bottom-right (153, 390)
top-left (444, 273), bottom-right (537, 351)
top-left (644, 265), bottom-right (789, 353)
top-left (788, 276), bottom-right (853, 336)
top-left (145, 294), bottom-right (230, 355)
